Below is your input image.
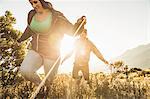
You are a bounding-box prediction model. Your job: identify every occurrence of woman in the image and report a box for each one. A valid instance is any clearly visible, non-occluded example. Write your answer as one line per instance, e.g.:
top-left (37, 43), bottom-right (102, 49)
top-left (17, 0), bottom-right (85, 86)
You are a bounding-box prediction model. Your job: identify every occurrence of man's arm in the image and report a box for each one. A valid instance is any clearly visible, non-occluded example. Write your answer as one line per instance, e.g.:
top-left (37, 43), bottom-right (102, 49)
top-left (90, 41), bottom-right (109, 64)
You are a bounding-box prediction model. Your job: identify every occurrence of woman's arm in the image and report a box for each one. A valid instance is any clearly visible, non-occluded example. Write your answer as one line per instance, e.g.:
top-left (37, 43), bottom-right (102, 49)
top-left (57, 13), bottom-right (86, 36)
top-left (17, 10), bottom-right (35, 43)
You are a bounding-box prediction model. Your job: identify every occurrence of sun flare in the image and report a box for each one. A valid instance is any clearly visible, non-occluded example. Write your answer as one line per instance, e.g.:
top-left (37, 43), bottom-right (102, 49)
top-left (60, 35), bottom-right (75, 57)
top-left (59, 35), bottom-right (76, 73)
top-left (37, 35), bottom-right (75, 74)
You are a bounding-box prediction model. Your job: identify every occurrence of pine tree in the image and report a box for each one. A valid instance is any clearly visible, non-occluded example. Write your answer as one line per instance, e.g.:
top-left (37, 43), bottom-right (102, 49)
top-left (0, 11), bottom-right (28, 86)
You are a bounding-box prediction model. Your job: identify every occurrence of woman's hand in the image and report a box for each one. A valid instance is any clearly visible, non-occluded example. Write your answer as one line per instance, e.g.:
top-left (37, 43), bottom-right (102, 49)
top-left (73, 16), bottom-right (87, 36)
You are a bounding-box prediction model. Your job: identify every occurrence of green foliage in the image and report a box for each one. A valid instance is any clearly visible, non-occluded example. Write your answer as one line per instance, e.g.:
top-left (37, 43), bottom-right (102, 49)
top-left (0, 11), bottom-right (28, 86)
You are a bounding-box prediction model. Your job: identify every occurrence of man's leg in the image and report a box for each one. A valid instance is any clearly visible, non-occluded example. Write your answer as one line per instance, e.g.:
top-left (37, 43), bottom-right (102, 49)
top-left (82, 66), bottom-right (89, 81)
top-left (72, 65), bottom-right (80, 80)
top-left (72, 65), bottom-right (82, 87)
top-left (81, 66), bottom-right (92, 88)
top-left (20, 50), bottom-right (43, 85)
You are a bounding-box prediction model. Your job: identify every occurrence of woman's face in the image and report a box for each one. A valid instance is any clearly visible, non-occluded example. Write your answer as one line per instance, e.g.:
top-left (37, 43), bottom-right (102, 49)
top-left (29, 0), bottom-right (43, 12)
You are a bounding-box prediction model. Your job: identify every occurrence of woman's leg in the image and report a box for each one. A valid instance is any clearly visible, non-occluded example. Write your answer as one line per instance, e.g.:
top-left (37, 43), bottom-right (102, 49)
top-left (20, 50), bottom-right (43, 85)
top-left (43, 58), bottom-right (60, 86)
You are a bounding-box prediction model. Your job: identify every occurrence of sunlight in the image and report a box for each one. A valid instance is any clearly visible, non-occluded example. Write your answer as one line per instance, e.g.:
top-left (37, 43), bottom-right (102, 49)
top-left (36, 35), bottom-right (75, 75)
top-left (36, 35), bottom-right (109, 74)
top-left (59, 35), bottom-right (75, 73)
top-left (60, 35), bottom-right (75, 57)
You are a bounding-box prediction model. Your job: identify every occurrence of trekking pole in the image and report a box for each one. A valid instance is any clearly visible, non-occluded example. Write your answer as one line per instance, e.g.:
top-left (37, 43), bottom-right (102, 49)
top-left (30, 16), bottom-right (86, 99)
top-left (109, 63), bottom-right (114, 74)
top-left (109, 63), bottom-right (113, 74)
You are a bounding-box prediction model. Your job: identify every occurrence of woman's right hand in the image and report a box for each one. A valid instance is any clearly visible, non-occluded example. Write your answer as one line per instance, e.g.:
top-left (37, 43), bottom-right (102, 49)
top-left (73, 16), bottom-right (87, 36)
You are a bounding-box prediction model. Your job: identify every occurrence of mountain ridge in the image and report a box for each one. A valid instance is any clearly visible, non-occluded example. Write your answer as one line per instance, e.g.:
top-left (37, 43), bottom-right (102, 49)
top-left (113, 43), bottom-right (150, 69)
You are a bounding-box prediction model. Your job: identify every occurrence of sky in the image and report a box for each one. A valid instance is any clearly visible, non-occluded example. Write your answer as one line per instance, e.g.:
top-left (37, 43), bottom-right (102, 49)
top-left (0, 0), bottom-right (150, 73)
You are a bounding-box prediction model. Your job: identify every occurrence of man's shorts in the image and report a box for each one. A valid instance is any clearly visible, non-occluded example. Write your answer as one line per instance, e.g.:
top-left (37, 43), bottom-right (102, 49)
top-left (72, 63), bottom-right (89, 81)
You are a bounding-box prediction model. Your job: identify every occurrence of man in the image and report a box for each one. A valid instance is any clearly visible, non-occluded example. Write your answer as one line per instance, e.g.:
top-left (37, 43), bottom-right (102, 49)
top-left (62, 29), bottom-right (109, 85)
